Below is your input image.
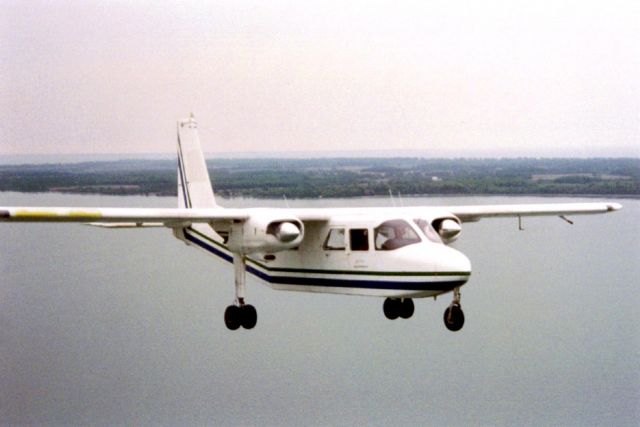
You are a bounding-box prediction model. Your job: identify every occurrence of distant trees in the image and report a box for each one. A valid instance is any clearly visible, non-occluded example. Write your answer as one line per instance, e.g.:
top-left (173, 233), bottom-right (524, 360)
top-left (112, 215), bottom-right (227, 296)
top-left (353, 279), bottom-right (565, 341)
top-left (0, 157), bottom-right (638, 198)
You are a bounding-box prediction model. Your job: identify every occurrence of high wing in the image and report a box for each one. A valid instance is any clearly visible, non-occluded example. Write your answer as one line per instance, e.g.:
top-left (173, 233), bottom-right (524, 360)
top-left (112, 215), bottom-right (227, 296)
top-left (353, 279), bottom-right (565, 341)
top-left (0, 206), bottom-right (333, 228)
top-left (0, 207), bottom-right (249, 227)
top-left (440, 202), bottom-right (622, 223)
top-left (285, 202), bottom-right (622, 224)
top-left (0, 202), bottom-right (621, 226)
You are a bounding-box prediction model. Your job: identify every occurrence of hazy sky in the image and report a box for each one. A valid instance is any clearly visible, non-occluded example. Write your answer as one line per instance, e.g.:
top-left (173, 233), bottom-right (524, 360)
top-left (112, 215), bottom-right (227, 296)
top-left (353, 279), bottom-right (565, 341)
top-left (1, 1), bottom-right (639, 157)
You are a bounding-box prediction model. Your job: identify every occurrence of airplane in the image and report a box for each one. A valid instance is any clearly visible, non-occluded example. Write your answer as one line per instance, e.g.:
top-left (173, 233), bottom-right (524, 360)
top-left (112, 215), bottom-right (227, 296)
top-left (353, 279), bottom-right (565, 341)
top-left (0, 115), bottom-right (622, 332)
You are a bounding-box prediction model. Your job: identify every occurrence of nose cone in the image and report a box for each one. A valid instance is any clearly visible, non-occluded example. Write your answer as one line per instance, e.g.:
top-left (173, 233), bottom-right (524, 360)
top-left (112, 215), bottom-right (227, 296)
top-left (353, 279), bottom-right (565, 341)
top-left (439, 246), bottom-right (472, 277)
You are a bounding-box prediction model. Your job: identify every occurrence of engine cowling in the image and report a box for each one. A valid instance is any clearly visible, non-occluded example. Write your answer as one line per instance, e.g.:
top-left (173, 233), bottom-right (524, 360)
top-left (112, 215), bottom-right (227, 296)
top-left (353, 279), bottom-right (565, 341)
top-left (227, 214), bottom-right (304, 254)
top-left (432, 217), bottom-right (462, 244)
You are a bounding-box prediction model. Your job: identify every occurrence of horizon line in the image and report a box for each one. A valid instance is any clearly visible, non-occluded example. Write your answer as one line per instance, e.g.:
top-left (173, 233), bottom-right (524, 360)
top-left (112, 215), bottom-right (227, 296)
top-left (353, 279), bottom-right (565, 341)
top-left (1, 148), bottom-right (638, 164)
top-left (1, 153), bottom-right (639, 167)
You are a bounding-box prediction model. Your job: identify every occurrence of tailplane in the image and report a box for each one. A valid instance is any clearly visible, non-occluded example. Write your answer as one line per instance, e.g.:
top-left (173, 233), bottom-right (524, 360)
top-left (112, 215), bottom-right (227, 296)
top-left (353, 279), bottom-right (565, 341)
top-left (177, 114), bottom-right (218, 209)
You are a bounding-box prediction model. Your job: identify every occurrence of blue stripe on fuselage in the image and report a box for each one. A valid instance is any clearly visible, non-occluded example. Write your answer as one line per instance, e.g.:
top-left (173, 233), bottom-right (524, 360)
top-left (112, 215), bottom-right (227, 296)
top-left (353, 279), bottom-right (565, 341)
top-left (183, 228), bottom-right (462, 292)
top-left (184, 227), bottom-right (233, 262)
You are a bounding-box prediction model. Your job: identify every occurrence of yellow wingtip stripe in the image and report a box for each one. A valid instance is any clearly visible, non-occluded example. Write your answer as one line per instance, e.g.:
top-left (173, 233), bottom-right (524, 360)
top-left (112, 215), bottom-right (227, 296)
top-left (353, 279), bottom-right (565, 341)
top-left (13, 210), bottom-right (102, 220)
top-left (68, 211), bottom-right (103, 219)
top-left (14, 211), bottom-right (59, 218)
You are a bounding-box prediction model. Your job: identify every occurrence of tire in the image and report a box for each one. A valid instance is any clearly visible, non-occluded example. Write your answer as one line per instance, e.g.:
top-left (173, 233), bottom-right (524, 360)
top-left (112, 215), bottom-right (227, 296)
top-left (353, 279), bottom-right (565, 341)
top-left (399, 298), bottom-right (415, 319)
top-left (224, 305), bottom-right (242, 330)
top-left (241, 304), bottom-right (258, 330)
top-left (383, 298), bottom-right (400, 320)
top-left (443, 304), bottom-right (465, 331)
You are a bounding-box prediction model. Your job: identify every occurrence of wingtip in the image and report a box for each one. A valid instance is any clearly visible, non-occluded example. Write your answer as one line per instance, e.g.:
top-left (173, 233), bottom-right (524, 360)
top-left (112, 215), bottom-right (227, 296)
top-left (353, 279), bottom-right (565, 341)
top-left (607, 203), bottom-right (622, 212)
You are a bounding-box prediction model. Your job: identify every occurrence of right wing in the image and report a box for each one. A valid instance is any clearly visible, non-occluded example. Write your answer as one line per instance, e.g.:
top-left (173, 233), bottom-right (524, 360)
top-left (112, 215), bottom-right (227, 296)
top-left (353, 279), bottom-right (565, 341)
top-left (0, 206), bottom-right (331, 229)
top-left (0, 207), bottom-right (250, 227)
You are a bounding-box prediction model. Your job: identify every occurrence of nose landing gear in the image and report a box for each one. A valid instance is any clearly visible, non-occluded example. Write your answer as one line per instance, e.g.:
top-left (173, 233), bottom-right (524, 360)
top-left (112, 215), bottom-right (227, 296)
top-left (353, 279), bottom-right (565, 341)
top-left (443, 287), bottom-right (464, 331)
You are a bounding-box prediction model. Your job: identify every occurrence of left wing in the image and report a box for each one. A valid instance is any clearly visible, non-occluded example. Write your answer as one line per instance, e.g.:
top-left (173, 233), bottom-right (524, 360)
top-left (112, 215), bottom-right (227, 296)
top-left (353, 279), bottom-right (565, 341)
top-left (442, 202), bottom-right (622, 223)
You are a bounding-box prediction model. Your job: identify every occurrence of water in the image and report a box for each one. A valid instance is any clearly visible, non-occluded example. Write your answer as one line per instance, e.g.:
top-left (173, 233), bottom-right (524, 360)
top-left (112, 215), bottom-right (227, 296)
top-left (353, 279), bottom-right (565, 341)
top-left (0, 192), bottom-right (638, 426)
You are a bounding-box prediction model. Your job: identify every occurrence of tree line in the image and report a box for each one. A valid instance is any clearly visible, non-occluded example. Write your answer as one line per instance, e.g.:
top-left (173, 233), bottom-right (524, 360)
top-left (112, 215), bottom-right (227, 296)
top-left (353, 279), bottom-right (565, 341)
top-left (1, 157), bottom-right (637, 198)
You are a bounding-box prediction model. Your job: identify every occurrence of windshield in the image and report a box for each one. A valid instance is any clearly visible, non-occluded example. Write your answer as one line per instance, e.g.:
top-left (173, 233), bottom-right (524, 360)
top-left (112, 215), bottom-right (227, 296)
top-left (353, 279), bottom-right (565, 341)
top-left (374, 219), bottom-right (421, 250)
top-left (413, 219), bottom-right (443, 244)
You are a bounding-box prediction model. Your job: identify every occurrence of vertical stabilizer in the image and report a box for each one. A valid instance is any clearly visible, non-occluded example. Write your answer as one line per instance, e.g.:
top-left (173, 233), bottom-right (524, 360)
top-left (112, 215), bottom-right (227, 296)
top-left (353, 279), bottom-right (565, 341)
top-left (177, 115), bottom-right (218, 209)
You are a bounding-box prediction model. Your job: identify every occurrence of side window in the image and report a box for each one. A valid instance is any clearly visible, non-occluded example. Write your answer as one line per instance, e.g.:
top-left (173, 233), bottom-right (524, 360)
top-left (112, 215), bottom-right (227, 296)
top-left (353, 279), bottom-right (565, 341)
top-left (374, 220), bottom-right (421, 250)
top-left (323, 228), bottom-right (346, 250)
top-left (350, 229), bottom-right (369, 251)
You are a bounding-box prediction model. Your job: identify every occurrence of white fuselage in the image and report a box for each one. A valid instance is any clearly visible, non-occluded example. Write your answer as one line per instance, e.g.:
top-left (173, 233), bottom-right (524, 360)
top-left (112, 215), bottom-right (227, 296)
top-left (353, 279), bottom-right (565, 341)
top-left (175, 211), bottom-right (472, 299)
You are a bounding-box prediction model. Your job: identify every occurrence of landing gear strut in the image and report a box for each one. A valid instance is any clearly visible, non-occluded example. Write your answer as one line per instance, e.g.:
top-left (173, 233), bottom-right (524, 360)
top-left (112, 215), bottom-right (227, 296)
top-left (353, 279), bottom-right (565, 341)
top-left (443, 287), bottom-right (464, 331)
top-left (224, 253), bottom-right (257, 330)
top-left (383, 298), bottom-right (414, 320)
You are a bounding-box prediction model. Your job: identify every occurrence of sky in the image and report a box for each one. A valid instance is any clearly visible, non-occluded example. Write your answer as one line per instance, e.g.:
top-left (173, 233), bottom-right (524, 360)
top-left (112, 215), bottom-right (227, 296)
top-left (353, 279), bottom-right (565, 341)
top-left (1, 0), bottom-right (639, 158)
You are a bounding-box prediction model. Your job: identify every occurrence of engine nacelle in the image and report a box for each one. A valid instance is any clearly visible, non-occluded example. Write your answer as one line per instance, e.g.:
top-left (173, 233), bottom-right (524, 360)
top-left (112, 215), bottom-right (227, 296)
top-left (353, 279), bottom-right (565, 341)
top-left (432, 217), bottom-right (462, 244)
top-left (227, 214), bottom-right (304, 254)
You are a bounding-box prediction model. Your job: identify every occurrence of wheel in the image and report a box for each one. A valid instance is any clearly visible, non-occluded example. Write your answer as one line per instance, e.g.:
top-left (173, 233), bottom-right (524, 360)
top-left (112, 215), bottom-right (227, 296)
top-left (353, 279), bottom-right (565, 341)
top-left (241, 304), bottom-right (258, 330)
top-left (443, 304), bottom-right (465, 331)
top-left (224, 305), bottom-right (242, 330)
top-left (399, 298), bottom-right (415, 319)
top-left (383, 298), bottom-right (401, 320)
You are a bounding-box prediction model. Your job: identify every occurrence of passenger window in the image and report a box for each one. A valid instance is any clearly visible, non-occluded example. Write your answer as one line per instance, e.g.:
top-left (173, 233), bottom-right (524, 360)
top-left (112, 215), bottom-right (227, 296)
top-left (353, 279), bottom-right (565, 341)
top-left (323, 228), bottom-right (346, 250)
top-left (374, 220), bottom-right (421, 250)
top-left (350, 229), bottom-right (369, 251)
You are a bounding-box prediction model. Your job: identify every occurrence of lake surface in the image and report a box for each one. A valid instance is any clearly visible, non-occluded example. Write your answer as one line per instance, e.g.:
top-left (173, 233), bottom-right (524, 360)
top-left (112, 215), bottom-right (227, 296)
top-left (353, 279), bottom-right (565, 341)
top-left (1, 192), bottom-right (638, 426)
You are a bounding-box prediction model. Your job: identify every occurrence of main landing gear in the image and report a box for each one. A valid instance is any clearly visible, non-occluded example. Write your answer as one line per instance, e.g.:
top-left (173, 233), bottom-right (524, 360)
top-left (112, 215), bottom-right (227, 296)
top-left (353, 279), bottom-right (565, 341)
top-left (443, 287), bottom-right (464, 332)
top-left (383, 297), bottom-right (415, 320)
top-left (224, 253), bottom-right (258, 331)
top-left (224, 303), bottom-right (257, 330)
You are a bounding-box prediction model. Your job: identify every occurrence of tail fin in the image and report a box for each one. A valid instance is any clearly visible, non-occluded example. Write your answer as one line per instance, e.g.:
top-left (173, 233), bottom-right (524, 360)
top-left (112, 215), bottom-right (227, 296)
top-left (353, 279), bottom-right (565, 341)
top-left (177, 114), bottom-right (218, 209)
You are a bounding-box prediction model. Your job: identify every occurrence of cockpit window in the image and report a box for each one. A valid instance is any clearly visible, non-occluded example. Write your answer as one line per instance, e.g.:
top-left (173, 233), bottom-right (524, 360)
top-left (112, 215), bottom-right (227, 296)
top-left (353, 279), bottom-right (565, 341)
top-left (374, 219), bottom-right (421, 250)
top-left (413, 219), bottom-right (443, 243)
top-left (323, 228), bottom-right (346, 250)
